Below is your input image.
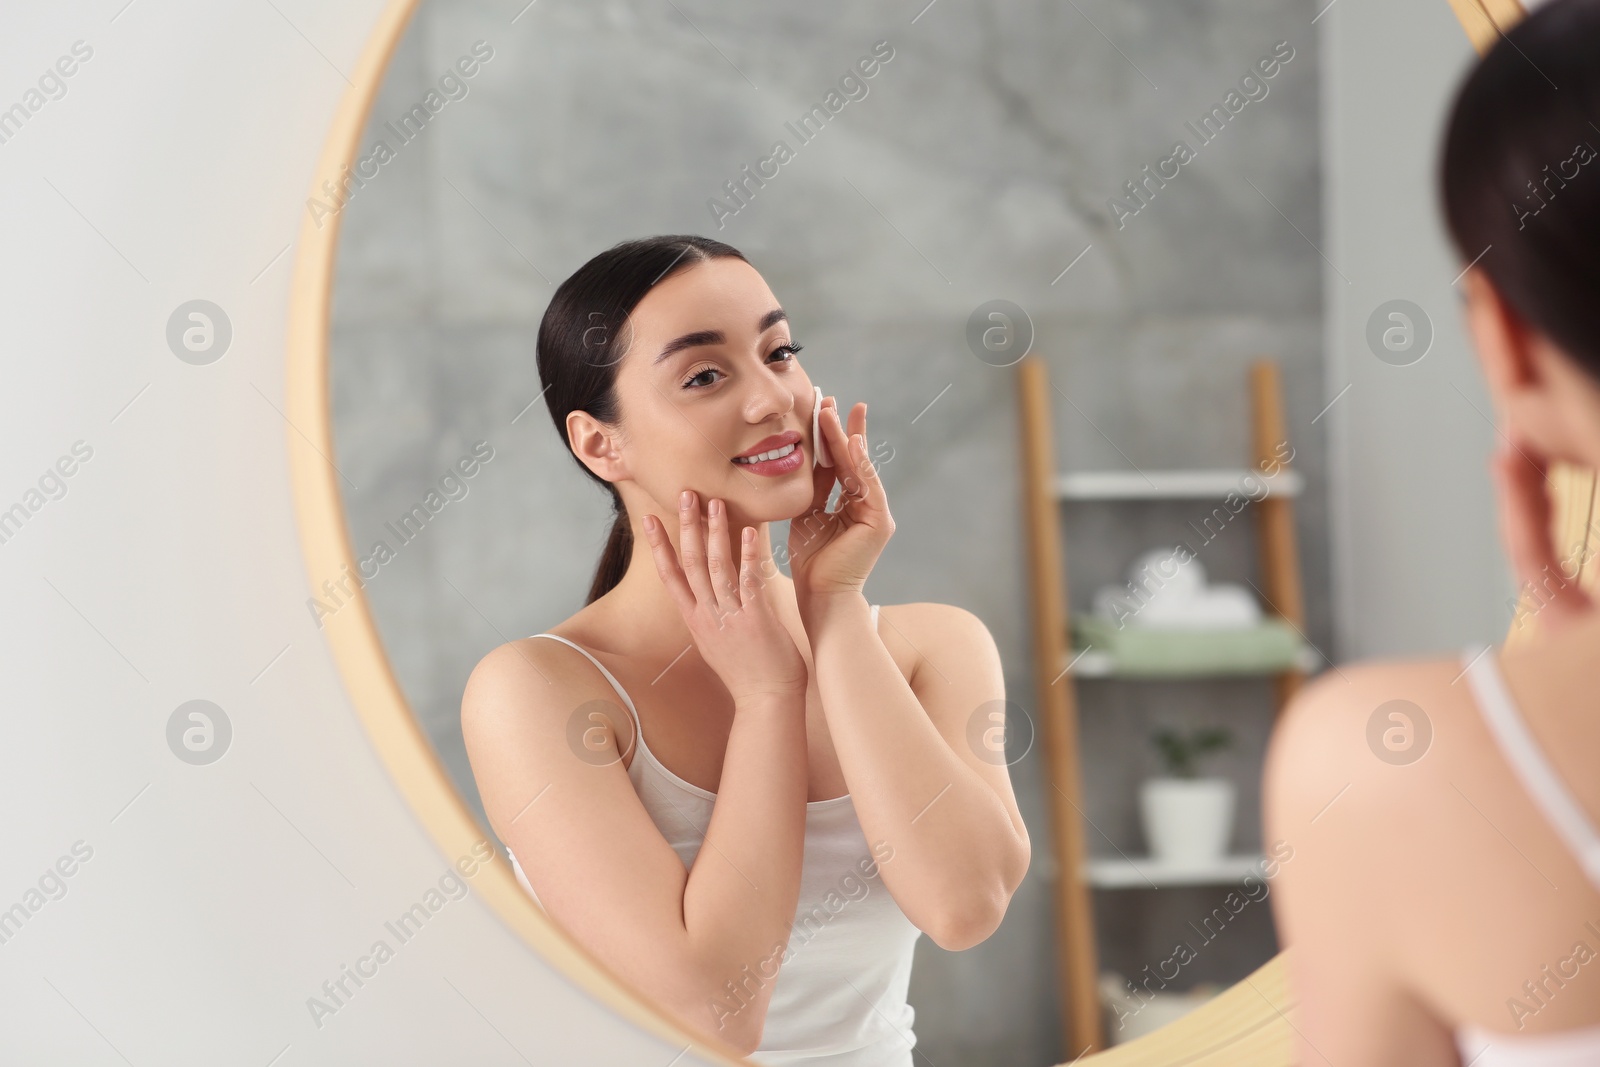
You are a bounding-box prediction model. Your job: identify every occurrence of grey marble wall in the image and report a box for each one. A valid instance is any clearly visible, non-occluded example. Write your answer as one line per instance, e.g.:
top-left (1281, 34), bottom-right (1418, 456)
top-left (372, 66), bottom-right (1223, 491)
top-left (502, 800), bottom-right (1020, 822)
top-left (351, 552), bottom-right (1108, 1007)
top-left (330, 1), bottom-right (1326, 1063)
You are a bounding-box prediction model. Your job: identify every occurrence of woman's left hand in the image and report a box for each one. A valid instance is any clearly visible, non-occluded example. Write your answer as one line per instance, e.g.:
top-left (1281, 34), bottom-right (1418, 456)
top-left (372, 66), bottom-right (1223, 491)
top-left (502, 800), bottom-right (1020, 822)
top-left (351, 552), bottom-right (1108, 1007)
top-left (788, 395), bottom-right (894, 613)
top-left (1491, 433), bottom-right (1596, 633)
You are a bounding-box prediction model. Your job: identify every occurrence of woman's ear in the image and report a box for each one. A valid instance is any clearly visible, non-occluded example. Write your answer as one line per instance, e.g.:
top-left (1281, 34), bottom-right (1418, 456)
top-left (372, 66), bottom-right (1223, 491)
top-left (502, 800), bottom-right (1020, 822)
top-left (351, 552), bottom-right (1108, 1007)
top-left (567, 410), bottom-right (625, 482)
top-left (1461, 267), bottom-right (1600, 464)
top-left (1463, 267), bottom-right (1542, 406)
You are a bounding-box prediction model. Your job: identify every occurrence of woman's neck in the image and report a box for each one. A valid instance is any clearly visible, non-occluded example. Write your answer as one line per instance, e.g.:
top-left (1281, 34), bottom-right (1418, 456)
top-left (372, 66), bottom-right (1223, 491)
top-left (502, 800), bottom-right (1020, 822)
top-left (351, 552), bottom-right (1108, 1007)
top-left (595, 509), bottom-right (798, 658)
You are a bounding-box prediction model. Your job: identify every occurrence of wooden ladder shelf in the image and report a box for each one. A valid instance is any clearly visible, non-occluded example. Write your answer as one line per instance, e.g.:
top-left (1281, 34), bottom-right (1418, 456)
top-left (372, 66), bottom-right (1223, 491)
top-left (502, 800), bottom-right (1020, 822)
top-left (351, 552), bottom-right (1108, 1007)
top-left (1017, 355), bottom-right (1311, 1055)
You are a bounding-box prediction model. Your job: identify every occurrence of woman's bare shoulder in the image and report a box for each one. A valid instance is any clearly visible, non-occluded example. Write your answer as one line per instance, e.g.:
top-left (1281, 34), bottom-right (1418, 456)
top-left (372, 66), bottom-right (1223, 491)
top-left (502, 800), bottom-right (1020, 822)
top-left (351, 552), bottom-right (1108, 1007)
top-left (876, 601), bottom-right (992, 639)
top-left (460, 615), bottom-right (610, 730)
top-left (873, 602), bottom-right (999, 686)
top-left (1264, 651), bottom-right (1475, 834)
top-left (1285, 649), bottom-right (1475, 728)
top-left (460, 624), bottom-right (644, 806)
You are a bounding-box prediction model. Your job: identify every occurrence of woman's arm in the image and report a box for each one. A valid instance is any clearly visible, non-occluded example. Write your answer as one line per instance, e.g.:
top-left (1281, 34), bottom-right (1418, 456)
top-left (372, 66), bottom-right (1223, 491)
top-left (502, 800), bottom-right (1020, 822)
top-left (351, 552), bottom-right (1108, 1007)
top-left (803, 593), bottom-right (1030, 950)
top-left (786, 398), bottom-right (1027, 949)
top-left (463, 640), bottom-right (808, 1057)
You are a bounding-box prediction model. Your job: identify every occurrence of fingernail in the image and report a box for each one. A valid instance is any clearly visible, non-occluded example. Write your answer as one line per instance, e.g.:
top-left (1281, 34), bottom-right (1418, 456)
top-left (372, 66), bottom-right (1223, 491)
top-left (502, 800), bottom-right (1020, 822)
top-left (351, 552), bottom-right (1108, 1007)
top-left (710, 498), bottom-right (721, 517)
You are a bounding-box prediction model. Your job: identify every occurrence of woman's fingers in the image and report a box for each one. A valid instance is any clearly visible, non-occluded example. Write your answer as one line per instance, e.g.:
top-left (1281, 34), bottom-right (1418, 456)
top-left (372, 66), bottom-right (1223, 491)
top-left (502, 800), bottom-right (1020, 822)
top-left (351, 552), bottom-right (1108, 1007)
top-left (676, 490), bottom-right (719, 609)
top-left (641, 514), bottom-right (697, 618)
top-left (704, 496), bottom-right (741, 614)
top-left (1493, 441), bottom-right (1590, 624)
top-left (821, 400), bottom-right (858, 510)
top-left (1495, 443), bottom-right (1557, 581)
top-left (738, 523), bottom-right (762, 605)
top-left (828, 400), bottom-right (889, 517)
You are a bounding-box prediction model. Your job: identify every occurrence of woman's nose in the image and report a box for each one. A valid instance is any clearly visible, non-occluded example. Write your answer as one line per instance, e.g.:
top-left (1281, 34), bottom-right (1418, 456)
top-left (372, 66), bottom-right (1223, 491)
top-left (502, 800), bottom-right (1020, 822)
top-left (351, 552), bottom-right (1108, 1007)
top-left (748, 375), bottom-right (796, 420)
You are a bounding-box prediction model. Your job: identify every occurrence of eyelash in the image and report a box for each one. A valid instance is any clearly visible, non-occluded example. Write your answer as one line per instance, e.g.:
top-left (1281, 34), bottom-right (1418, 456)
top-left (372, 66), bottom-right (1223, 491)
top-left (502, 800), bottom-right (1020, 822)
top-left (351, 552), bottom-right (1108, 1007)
top-left (681, 342), bottom-right (804, 390)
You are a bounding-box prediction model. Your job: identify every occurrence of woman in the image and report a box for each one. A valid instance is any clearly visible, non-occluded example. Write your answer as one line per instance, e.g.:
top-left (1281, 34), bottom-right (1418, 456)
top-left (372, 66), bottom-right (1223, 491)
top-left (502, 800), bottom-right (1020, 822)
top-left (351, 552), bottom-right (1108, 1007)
top-left (460, 234), bottom-right (1030, 1066)
top-left (1263, 1), bottom-right (1600, 1063)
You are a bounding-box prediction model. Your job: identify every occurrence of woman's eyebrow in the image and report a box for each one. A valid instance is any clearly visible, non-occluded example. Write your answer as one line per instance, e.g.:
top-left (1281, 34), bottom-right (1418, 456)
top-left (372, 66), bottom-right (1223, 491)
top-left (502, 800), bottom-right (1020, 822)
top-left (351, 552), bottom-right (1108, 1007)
top-left (652, 308), bottom-right (788, 365)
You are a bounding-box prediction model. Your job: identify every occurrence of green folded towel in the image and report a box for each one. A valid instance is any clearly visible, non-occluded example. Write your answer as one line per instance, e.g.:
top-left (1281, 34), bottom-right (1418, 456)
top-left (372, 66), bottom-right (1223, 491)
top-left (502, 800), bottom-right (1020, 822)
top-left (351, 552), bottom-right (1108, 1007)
top-left (1070, 614), bottom-right (1304, 677)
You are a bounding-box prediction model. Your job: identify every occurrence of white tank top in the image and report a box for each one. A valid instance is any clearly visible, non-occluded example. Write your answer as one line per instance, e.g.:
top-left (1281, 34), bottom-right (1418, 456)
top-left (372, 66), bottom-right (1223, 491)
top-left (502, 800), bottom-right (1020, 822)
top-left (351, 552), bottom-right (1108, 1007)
top-left (1454, 642), bottom-right (1600, 1066)
top-left (506, 603), bottom-right (923, 1066)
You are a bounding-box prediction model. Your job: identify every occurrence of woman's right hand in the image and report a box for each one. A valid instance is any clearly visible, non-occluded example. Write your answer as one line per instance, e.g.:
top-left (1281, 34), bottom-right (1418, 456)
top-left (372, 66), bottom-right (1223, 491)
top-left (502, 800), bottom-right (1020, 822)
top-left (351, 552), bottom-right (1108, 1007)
top-left (642, 490), bottom-right (809, 703)
top-left (1492, 434), bottom-right (1597, 634)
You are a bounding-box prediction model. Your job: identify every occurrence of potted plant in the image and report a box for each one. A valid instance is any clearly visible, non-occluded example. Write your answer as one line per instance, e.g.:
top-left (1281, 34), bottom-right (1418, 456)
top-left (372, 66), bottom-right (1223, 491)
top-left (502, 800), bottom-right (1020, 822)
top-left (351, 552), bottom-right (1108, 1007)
top-left (1140, 726), bottom-right (1235, 865)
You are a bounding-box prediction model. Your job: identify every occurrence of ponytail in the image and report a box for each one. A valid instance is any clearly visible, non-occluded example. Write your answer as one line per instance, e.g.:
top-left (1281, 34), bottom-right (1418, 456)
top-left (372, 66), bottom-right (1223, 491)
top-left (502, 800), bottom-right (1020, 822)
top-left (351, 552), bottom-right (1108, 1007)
top-left (587, 492), bottom-right (633, 606)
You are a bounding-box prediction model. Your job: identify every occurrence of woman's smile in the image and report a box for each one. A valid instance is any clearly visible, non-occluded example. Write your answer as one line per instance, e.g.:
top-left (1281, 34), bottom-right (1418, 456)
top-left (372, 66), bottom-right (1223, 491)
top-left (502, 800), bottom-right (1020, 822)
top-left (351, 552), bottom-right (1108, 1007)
top-left (732, 442), bottom-right (805, 475)
top-left (732, 430), bottom-right (807, 475)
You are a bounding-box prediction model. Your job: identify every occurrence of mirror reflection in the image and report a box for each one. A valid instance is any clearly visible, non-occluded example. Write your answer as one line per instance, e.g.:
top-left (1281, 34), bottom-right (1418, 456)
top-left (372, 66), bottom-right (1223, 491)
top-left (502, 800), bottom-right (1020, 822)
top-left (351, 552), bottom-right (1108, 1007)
top-left (329, 1), bottom-right (1325, 1061)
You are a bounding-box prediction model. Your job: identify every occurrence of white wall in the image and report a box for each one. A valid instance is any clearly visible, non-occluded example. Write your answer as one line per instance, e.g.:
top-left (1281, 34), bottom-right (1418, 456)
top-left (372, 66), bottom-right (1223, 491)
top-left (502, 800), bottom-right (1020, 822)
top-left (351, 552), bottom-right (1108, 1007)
top-left (0, 4), bottom-right (718, 1063)
top-left (1321, 0), bottom-right (1518, 661)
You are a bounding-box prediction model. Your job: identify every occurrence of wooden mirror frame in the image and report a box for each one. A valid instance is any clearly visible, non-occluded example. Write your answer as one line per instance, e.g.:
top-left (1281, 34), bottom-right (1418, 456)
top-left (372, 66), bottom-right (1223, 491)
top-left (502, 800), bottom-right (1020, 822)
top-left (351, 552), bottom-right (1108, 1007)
top-left (283, 0), bottom-right (1593, 1063)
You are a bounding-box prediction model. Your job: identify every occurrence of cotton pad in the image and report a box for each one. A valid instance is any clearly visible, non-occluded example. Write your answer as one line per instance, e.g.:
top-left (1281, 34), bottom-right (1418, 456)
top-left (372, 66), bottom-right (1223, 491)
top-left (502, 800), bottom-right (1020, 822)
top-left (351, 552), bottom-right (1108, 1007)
top-left (811, 385), bottom-right (834, 468)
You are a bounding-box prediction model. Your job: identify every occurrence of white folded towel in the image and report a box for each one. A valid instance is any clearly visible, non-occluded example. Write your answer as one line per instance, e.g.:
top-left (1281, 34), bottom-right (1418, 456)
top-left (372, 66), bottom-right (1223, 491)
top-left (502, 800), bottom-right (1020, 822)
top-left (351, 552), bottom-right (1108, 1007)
top-left (1092, 547), bottom-right (1262, 630)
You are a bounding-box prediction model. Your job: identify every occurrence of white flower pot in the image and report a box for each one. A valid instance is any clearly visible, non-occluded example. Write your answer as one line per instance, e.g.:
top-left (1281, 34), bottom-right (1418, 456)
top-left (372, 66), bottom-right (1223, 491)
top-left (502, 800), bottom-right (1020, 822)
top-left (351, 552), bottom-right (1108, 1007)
top-left (1139, 777), bottom-right (1235, 865)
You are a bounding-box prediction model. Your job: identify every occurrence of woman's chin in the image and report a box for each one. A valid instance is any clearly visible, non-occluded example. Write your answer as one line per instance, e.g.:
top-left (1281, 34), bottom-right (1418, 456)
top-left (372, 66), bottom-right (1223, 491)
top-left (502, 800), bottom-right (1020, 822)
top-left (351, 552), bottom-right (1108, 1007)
top-left (728, 480), bottom-right (817, 526)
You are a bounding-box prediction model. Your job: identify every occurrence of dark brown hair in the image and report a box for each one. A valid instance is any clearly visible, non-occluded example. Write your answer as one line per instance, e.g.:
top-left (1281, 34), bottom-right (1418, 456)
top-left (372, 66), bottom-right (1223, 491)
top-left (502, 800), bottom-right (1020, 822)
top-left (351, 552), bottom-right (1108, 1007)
top-left (536, 234), bottom-right (750, 604)
top-left (1440, 0), bottom-right (1600, 380)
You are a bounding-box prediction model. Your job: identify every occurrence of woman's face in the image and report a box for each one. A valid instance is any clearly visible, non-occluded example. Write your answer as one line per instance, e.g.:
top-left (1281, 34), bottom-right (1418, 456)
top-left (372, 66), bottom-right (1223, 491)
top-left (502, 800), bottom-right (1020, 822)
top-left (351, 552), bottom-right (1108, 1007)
top-left (608, 256), bottom-right (819, 528)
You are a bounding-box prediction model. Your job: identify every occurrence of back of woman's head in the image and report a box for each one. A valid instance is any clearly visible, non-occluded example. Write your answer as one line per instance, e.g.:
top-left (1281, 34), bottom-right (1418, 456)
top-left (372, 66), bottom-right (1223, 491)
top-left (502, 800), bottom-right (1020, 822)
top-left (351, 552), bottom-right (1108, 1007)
top-left (1441, 0), bottom-right (1600, 381)
top-left (537, 234), bottom-right (749, 605)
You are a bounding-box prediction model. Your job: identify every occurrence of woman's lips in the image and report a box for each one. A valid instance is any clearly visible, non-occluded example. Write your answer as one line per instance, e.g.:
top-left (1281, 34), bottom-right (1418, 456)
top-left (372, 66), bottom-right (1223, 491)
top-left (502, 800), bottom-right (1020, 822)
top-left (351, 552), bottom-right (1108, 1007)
top-left (731, 441), bottom-right (806, 476)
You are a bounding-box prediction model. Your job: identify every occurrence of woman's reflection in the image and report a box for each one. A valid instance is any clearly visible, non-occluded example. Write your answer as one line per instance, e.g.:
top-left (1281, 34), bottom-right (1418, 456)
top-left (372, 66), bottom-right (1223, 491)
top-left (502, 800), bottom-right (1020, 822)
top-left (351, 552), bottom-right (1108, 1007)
top-left (461, 234), bottom-right (1030, 1065)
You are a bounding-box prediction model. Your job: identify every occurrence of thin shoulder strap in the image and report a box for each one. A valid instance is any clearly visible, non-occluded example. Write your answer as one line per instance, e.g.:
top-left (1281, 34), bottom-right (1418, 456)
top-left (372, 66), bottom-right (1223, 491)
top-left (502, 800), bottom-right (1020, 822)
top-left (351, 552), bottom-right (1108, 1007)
top-left (871, 602), bottom-right (880, 630)
top-left (527, 633), bottom-right (643, 735)
top-left (1462, 642), bottom-right (1600, 889)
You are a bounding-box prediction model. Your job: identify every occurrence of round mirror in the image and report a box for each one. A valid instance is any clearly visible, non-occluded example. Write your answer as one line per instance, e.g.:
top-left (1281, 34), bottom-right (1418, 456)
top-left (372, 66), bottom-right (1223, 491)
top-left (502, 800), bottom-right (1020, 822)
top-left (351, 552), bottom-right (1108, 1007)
top-left (286, 0), bottom-right (1537, 1062)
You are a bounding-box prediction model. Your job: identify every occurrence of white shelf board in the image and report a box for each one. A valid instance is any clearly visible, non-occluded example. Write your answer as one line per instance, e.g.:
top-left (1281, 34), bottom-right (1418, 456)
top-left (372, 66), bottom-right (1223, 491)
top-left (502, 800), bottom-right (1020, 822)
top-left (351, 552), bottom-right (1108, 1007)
top-left (1064, 642), bottom-right (1322, 678)
top-left (1057, 468), bottom-right (1303, 501)
top-left (1086, 853), bottom-right (1267, 889)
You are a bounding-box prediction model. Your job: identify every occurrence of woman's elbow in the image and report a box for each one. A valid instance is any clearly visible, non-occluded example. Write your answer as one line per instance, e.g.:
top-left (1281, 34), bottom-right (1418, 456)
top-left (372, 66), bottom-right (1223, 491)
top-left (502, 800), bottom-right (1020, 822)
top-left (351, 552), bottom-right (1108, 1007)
top-left (665, 983), bottom-right (766, 1060)
top-left (931, 901), bottom-right (1003, 951)
top-left (1007, 833), bottom-right (1031, 893)
top-left (932, 873), bottom-right (1020, 951)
